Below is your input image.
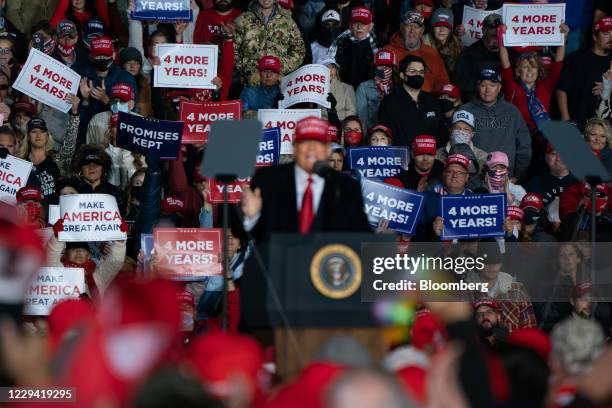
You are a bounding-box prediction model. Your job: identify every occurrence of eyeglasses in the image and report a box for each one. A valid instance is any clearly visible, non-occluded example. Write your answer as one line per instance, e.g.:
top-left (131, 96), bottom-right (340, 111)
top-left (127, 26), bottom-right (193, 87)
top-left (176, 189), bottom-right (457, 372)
top-left (405, 69), bottom-right (425, 76)
top-left (444, 170), bottom-right (468, 177)
top-left (0, 48), bottom-right (12, 56)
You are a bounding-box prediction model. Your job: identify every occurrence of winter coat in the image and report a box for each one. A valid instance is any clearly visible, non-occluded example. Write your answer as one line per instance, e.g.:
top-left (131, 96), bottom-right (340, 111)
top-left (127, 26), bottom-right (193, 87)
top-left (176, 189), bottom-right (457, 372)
top-left (234, 1), bottom-right (305, 86)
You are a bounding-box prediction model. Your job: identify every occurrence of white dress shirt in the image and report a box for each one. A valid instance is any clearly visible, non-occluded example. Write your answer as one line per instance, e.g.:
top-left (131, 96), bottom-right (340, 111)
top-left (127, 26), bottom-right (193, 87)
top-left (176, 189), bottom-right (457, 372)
top-left (243, 165), bottom-right (326, 231)
top-left (294, 165), bottom-right (325, 213)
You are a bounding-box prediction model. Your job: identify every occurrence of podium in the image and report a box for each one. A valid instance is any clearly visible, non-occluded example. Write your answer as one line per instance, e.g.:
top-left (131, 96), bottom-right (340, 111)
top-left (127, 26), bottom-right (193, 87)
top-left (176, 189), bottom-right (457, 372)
top-left (240, 233), bottom-right (394, 379)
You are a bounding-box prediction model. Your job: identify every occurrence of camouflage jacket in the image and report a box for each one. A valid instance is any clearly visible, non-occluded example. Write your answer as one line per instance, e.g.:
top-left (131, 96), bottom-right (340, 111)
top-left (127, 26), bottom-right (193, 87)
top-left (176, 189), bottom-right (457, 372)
top-left (234, 2), bottom-right (305, 86)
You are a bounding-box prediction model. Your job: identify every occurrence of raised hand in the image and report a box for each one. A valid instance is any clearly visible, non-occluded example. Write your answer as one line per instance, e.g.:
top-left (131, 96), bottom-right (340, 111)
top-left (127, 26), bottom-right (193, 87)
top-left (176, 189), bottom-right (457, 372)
top-left (241, 186), bottom-right (262, 218)
top-left (79, 78), bottom-right (92, 99)
top-left (65, 93), bottom-right (80, 114)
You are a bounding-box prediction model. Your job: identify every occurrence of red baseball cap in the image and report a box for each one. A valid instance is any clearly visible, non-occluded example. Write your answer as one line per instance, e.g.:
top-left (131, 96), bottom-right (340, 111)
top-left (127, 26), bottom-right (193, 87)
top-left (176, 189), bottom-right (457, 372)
top-left (277, 0), bottom-right (293, 9)
top-left (16, 186), bottom-right (43, 202)
top-left (294, 116), bottom-right (329, 144)
top-left (439, 83), bottom-right (461, 100)
top-left (12, 100), bottom-right (37, 116)
top-left (411, 309), bottom-right (446, 351)
top-left (473, 298), bottom-right (498, 312)
top-left (47, 299), bottom-right (95, 352)
top-left (90, 36), bottom-right (114, 57)
top-left (327, 124), bottom-right (339, 143)
top-left (411, 134), bottom-right (436, 156)
top-left (507, 205), bottom-right (524, 222)
top-left (572, 282), bottom-right (592, 299)
top-left (374, 49), bottom-right (396, 67)
top-left (369, 124), bottom-right (392, 139)
top-left (185, 332), bottom-right (265, 400)
top-left (520, 192), bottom-right (543, 211)
top-left (508, 328), bottom-right (551, 361)
top-left (445, 153), bottom-right (469, 170)
top-left (545, 142), bottom-right (556, 154)
top-left (258, 55), bottom-right (281, 73)
top-left (594, 17), bottom-right (612, 33)
top-left (350, 6), bottom-right (372, 24)
top-left (414, 0), bottom-right (433, 6)
top-left (111, 82), bottom-right (135, 102)
top-left (161, 196), bottom-right (185, 215)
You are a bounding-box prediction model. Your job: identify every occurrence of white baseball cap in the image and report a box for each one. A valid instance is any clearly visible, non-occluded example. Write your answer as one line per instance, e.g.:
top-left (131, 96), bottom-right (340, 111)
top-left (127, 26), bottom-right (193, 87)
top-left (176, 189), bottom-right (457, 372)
top-left (451, 110), bottom-right (475, 128)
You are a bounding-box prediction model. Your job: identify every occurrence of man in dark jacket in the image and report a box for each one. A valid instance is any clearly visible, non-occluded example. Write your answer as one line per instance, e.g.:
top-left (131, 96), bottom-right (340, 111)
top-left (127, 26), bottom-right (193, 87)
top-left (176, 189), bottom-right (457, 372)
top-left (452, 13), bottom-right (501, 102)
top-left (378, 54), bottom-right (445, 147)
top-left (79, 36), bottom-right (137, 146)
top-left (461, 68), bottom-right (531, 182)
top-left (52, 20), bottom-right (90, 76)
top-left (417, 153), bottom-right (474, 240)
top-left (384, 134), bottom-right (444, 191)
top-left (242, 116), bottom-right (371, 243)
top-left (240, 116), bottom-right (371, 328)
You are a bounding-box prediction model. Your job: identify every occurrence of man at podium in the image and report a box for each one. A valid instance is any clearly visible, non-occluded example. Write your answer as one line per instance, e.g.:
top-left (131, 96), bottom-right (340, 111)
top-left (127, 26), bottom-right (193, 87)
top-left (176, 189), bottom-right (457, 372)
top-left (241, 116), bottom-right (371, 241)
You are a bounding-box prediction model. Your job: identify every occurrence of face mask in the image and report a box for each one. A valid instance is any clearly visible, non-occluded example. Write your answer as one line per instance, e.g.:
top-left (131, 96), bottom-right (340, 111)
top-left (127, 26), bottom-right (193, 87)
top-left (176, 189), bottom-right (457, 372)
top-left (344, 130), bottom-right (363, 147)
top-left (403, 75), bottom-right (424, 90)
top-left (213, 0), bottom-right (233, 12)
top-left (57, 42), bottom-right (76, 57)
top-left (487, 168), bottom-right (507, 190)
top-left (439, 98), bottom-right (455, 114)
top-left (111, 101), bottom-right (130, 114)
top-left (131, 185), bottom-right (142, 200)
top-left (450, 129), bottom-right (472, 144)
top-left (318, 27), bottom-right (343, 47)
top-left (93, 58), bottom-right (112, 72)
top-left (42, 38), bottom-right (56, 55)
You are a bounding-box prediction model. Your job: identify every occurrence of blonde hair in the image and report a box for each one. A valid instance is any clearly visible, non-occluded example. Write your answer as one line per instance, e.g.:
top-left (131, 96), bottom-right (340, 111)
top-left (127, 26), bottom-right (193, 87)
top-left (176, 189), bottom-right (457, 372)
top-left (18, 129), bottom-right (55, 160)
top-left (584, 117), bottom-right (612, 148)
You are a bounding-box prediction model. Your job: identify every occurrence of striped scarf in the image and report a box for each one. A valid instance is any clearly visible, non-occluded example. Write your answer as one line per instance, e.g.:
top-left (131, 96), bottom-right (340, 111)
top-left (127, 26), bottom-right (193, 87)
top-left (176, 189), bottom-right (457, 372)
top-left (327, 29), bottom-right (379, 61)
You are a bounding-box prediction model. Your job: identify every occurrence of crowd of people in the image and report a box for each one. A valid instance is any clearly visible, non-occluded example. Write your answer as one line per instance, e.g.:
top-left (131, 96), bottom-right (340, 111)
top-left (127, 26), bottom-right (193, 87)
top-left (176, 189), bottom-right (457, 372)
top-left (0, 0), bottom-right (612, 406)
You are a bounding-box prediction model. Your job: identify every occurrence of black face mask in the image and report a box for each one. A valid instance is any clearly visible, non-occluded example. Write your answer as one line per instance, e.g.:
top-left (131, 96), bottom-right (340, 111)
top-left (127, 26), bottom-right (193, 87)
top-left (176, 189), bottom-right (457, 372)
top-left (92, 58), bottom-right (112, 72)
top-left (131, 185), bottom-right (143, 200)
top-left (213, 0), bottom-right (233, 12)
top-left (318, 27), bottom-right (343, 47)
top-left (403, 75), bottom-right (424, 90)
top-left (439, 98), bottom-right (456, 114)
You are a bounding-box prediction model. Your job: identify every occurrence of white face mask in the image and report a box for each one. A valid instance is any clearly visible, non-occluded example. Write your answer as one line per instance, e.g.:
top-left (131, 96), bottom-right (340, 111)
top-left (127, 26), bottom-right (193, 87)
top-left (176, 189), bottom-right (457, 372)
top-left (450, 129), bottom-right (472, 144)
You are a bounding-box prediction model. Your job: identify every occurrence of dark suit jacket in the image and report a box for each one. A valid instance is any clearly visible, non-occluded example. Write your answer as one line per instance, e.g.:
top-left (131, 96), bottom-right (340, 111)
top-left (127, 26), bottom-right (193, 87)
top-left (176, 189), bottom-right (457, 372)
top-left (249, 163), bottom-right (372, 242)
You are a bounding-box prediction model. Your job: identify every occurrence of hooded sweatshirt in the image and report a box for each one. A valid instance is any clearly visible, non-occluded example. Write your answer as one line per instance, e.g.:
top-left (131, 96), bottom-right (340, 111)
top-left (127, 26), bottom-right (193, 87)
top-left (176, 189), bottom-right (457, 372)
top-left (461, 98), bottom-right (531, 181)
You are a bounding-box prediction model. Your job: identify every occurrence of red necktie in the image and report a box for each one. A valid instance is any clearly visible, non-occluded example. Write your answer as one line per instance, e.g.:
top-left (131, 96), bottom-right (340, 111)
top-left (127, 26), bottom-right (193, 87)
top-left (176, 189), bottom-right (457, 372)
top-left (299, 176), bottom-right (314, 234)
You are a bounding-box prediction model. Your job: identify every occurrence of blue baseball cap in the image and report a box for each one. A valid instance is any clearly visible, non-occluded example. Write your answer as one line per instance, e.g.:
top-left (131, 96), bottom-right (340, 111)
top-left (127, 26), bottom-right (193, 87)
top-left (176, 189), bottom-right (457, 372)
top-left (478, 68), bottom-right (501, 83)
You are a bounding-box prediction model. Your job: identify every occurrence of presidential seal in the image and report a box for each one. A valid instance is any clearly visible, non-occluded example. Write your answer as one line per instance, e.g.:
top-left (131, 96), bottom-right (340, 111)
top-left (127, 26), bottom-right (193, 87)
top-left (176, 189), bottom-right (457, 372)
top-left (310, 244), bottom-right (361, 299)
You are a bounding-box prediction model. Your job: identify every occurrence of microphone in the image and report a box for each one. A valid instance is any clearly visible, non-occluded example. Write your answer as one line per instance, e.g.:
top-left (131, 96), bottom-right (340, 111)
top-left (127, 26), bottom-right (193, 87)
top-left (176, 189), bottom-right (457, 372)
top-left (313, 160), bottom-right (333, 177)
